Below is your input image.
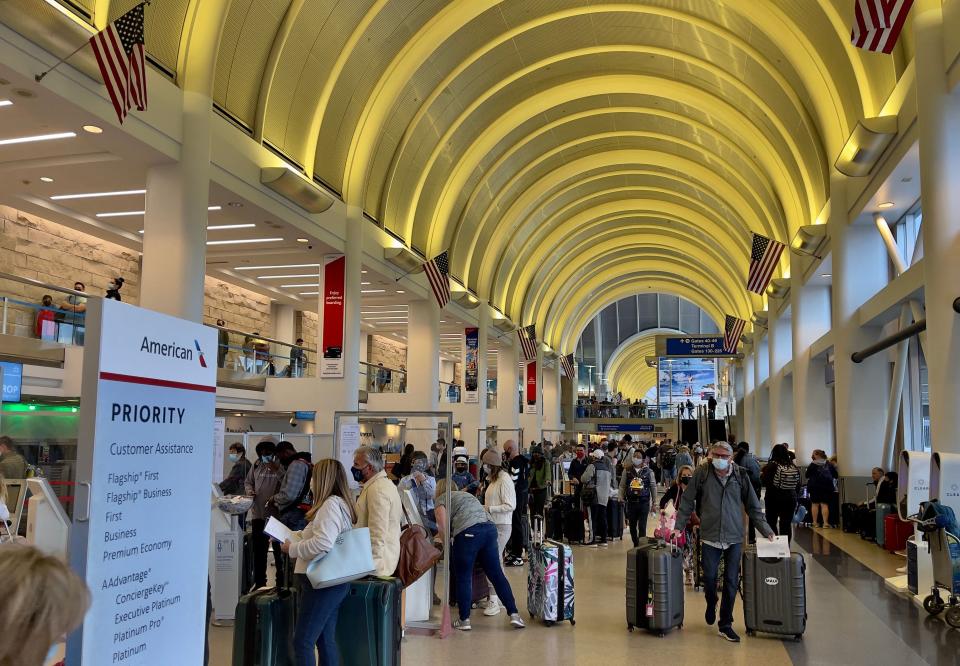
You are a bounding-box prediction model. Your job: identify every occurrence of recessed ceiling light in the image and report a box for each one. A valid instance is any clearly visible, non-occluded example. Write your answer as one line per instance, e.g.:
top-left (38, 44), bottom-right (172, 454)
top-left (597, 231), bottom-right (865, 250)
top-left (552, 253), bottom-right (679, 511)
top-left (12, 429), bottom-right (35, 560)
top-left (227, 201), bottom-right (243, 208)
top-left (81, 125), bottom-right (103, 134)
top-left (361, 289), bottom-right (385, 294)
top-left (206, 223), bottom-right (256, 231)
top-left (361, 282), bottom-right (371, 286)
top-left (206, 237), bottom-right (283, 246)
top-left (296, 238), bottom-right (309, 243)
top-left (98, 210), bottom-right (145, 218)
top-left (280, 283), bottom-right (317, 288)
top-left (0, 131), bottom-right (76, 146)
top-left (821, 273), bottom-right (832, 278)
top-left (237, 264), bottom-right (320, 272)
top-left (298, 291), bottom-right (320, 296)
top-left (256, 274), bottom-right (318, 279)
top-left (52, 188), bottom-right (145, 200)
top-left (0, 100), bottom-right (11, 107)
top-left (396, 290), bottom-right (405, 294)
top-left (877, 202), bottom-right (895, 209)
top-left (39, 176), bottom-right (53, 183)
top-left (361, 270), bottom-right (368, 274)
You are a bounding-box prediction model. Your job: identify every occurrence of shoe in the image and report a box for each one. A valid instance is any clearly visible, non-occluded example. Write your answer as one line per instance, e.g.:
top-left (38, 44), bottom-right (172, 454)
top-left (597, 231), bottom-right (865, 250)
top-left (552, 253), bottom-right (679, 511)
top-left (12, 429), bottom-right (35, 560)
top-left (453, 618), bottom-right (472, 631)
top-left (504, 558), bottom-right (521, 567)
top-left (509, 613), bottom-right (526, 629)
top-left (718, 626), bottom-right (741, 642)
top-left (588, 542), bottom-right (600, 548)
top-left (483, 597), bottom-right (502, 616)
top-left (600, 542), bottom-right (609, 547)
top-left (705, 605), bottom-right (716, 626)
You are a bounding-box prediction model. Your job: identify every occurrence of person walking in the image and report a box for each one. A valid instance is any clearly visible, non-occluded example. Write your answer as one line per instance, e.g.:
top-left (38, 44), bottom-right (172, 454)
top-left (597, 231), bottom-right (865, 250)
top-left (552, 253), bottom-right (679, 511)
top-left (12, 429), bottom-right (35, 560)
top-left (435, 479), bottom-right (526, 631)
top-left (660, 465), bottom-right (698, 584)
top-left (659, 441), bottom-right (677, 488)
top-left (281, 459), bottom-right (357, 666)
top-left (674, 442), bottom-right (774, 643)
top-left (581, 449), bottom-right (614, 547)
top-left (619, 452), bottom-right (657, 547)
top-left (806, 449), bottom-right (838, 528)
top-left (481, 448), bottom-right (515, 616)
top-left (761, 444), bottom-right (801, 540)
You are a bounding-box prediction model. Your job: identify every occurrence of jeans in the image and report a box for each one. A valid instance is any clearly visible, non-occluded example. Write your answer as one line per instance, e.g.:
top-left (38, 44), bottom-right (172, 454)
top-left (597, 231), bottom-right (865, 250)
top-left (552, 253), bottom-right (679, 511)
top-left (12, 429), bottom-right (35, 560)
top-left (251, 518), bottom-right (285, 588)
top-left (765, 490), bottom-right (796, 543)
top-left (453, 522), bottom-right (519, 621)
top-left (487, 523), bottom-right (512, 596)
top-left (626, 501), bottom-right (650, 547)
top-left (293, 575), bottom-right (349, 666)
top-left (662, 467), bottom-right (677, 487)
top-left (590, 503), bottom-right (608, 543)
top-left (701, 542), bottom-right (742, 629)
top-left (507, 489), bottom-right (529, 559)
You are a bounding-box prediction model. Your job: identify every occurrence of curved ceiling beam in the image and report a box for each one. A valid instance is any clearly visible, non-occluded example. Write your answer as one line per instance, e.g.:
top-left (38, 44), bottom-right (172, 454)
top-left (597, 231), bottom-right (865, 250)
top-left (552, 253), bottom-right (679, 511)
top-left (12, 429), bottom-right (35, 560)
top-left (404, 72), bottom-right (821, 257)
top-left (605, 329), bottom-right (680, 390)
top-left (339, 2), bottom-right (865, 211)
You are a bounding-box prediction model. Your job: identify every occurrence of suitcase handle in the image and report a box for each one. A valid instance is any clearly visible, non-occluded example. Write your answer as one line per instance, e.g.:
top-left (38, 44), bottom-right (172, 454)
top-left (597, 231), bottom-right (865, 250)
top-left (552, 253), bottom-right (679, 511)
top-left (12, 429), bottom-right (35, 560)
top-left (532, 515), bottom-right (544, 546)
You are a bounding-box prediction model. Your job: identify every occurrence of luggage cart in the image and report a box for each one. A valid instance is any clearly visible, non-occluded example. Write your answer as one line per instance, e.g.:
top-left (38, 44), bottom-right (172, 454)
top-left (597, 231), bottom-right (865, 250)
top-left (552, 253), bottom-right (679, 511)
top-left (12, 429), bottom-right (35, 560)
top-left (920, 528), bottom-right (960, 628)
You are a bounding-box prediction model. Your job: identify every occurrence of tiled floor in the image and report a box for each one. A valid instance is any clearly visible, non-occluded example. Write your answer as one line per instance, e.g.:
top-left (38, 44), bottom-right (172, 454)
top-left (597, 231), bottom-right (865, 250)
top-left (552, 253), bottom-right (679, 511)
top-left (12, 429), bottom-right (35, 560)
top-left (208, 522), bottom-right (960, 665)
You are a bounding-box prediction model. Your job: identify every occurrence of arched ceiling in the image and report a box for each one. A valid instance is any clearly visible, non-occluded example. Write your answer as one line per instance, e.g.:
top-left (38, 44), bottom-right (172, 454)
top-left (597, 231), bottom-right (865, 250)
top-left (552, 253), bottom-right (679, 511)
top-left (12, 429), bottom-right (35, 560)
top-left (605, 331), bottom-right (665, 400)
top-left (87, 0), bottom-right (907, 353)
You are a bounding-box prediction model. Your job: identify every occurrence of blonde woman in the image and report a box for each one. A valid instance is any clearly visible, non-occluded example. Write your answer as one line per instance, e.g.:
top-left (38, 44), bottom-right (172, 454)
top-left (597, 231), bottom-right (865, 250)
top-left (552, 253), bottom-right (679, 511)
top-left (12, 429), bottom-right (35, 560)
top-left (0, 544), bottom-right (89, 666)
top-left (481, 448), bottom-right (515, 616)
top-left (280, 459), bottom-right (358, 666)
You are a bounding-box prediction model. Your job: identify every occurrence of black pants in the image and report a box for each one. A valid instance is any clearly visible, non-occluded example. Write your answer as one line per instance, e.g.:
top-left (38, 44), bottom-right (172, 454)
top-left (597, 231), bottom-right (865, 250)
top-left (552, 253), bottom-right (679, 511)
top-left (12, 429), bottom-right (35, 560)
top-left (251, 518), bottom-right (285, 587)
top-left (765, 490), bottom-right (796, 542)
top-left (507, 489), bottom-right (529, 559)
top-left (626, 501), bottom-right (649, 547)
top-left (529, 488), bottom-right (548, 520)
top-left (590, 503), bottom-right (608, 543)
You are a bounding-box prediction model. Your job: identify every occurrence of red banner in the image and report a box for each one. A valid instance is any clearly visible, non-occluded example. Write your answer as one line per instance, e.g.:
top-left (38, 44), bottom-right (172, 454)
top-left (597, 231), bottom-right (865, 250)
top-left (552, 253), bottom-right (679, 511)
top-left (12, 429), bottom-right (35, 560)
top-left (525, 360), bottom-right (537, 413)
top-left (320, 255), bottom-right (345, 378)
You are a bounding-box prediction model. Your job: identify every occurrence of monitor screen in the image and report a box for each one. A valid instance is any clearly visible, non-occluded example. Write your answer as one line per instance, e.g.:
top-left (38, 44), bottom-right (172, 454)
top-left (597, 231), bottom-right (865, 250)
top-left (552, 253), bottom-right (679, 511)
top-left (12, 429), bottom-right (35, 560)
top-left (0, 361), bottom-right (22, 402)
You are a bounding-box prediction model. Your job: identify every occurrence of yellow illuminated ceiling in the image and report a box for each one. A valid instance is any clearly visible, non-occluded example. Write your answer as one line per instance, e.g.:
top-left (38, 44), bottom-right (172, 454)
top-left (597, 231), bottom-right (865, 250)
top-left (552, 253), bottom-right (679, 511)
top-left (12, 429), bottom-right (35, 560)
top-left (74, 0), bottom-right (906, 358)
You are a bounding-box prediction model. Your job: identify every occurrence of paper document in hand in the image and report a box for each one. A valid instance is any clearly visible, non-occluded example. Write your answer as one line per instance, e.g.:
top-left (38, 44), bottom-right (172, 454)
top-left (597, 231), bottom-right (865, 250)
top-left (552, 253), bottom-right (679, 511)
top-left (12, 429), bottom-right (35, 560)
top-left (756, 535), bottom-right (791, 559)
top-left (264, 516), bottom-right (300, 543)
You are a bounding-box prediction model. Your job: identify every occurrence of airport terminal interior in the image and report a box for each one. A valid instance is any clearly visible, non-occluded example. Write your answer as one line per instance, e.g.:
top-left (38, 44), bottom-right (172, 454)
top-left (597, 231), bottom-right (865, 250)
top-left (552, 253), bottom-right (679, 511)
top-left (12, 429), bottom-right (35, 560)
top-left (1, 1), bottom-right (960, 665)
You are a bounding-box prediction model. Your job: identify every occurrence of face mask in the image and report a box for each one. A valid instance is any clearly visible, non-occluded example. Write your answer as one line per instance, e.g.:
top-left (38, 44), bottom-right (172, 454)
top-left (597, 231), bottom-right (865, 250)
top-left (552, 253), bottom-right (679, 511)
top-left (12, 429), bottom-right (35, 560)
top-left (351, 466), bottom-right (365, 483)
top-left (712, 458), bottom-right (730, 472)
top-left (228, 453), bottom-right (240, 463)
top-left (632, 458), bottom-right (643, 468)
top-left (412, 460), bottom-right (428, 473)
top-left (455, 465), bottom-right (467, 473)
top-left (576, 451), bottom-right (585, 459)
top-left (260, 455), bottom-right (274, 463)
top-left (680, 476), bottom-right (691, 485)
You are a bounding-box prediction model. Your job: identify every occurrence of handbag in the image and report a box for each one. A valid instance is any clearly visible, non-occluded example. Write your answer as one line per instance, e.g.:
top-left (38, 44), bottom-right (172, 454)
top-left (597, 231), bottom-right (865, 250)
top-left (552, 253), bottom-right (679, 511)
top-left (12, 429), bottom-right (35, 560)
top-left (393, 524), bottom-right (442, 588)
top-left (305, 526), bottom-right (377, 589)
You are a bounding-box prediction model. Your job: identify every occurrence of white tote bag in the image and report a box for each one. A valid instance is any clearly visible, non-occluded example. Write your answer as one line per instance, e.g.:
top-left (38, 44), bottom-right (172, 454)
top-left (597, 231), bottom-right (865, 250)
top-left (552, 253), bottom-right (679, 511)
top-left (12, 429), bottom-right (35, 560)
top-left (305, 526), bottom-right (377, 589)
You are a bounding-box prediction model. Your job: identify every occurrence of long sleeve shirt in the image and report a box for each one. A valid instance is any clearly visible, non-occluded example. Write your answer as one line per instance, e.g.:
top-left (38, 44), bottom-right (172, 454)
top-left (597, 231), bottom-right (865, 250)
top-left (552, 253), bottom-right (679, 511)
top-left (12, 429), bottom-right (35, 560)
top-left (355, 471), bottom-right (403, 576)
top-left (288, 496), bottom-right (353, 574)
top-left (399, 473), bottom-right (438, 532)
top-left (483, 470), bottom-right (516, 526)
top-left (244, 460), bottom-right (282, 520)
top-left (271, 458), bottom-right (311, 510)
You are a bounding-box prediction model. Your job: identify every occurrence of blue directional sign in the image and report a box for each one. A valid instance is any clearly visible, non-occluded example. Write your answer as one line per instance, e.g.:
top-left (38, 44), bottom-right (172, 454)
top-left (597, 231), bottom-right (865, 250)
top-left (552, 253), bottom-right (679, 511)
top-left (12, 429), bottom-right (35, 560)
top-left (663, 336), bottom-right (732, 357)
top-left (597, 423), bottom-right (655, 433)
top-left (0, 361), bottom-right (22, 402)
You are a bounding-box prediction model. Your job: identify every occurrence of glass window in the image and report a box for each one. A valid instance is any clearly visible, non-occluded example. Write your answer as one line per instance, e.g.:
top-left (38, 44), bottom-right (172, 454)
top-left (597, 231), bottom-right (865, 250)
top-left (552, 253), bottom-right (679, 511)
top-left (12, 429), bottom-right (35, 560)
top-left (679, 299), bottom-right (700, 333)
top-left (618, 296), bottom-right (639, 340)
top-left (658, 294), bottom-right (680, 330)
top-left (638, 293), bottom-right (658, 329)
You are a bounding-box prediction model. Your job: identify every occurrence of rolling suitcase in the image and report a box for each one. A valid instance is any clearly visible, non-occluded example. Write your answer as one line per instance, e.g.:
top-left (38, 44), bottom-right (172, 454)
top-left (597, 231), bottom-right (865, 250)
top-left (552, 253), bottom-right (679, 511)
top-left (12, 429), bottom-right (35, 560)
top-left (527, 518), bottom-right (575, 626)
top-left (626, 538), bottom-right (684, 636)
top-left (563, 503), bottom-right (585, 544)
top-left (607, 500), bottom-right (625, 541)
top-left (241, 532), bottom-right (256, 594)
top-left (875, 504), bottom-right (895, 547)
top-left (335, 577), bottom-right (403, 666)
top-left (450, 563), bottom-right (488, 608)
top-left (841, 503), bottom-right (859, 533)
top-left (884, 514), bottom-right (913, 553)
top-left (857, 506), bottom-right (877, 540)
top-left (546, 496), bottom-right (571, 541)
top-left (232, 587), bottom-right (297, 666)
top-left (742, 547), bottom-right (806, 641)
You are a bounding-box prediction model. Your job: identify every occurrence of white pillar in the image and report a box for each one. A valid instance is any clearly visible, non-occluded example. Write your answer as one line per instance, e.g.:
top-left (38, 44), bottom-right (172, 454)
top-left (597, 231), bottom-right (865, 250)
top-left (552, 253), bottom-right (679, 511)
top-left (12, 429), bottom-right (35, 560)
top-left (830, 175), bottom-right (890, 475)
top-left (791, 261), bottom-right (833, 461)
top-left (406, 299), bottom-right (440, 411)
top-left (742, 353), bottom-right (755, 446)
top-left (496, 339), bottom-right (520, 431)
top-left (767, 305), bottom-right (793, 447)
top-left (272, 304), bottom-right (295, 343)
top-left (543, 361), bottom-right (561, 431)
top-left (915, 2), bottom-right (960, 455)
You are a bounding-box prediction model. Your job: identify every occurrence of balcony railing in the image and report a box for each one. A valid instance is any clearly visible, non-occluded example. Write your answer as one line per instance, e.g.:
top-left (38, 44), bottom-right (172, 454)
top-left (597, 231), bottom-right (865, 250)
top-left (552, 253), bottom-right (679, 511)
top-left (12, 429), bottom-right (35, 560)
top-left (0, 271), bottom-right (90, 347)
top-left (361, 361), bottom-right (407, 394)
top-left (213, 327), bottom-right (316, 379)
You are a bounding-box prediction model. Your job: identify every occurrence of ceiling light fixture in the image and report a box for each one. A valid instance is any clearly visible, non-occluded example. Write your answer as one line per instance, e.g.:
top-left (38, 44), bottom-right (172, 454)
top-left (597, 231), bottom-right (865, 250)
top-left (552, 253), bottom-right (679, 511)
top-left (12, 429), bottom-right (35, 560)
top-left (877, 202), bottom-right (895, 209)
top-left (227, 201), bottom-right (243, 208)
top-left (98, 205), bottom-right (222, 218)
top-left (39, 176), bottom-right (53, 183)
top-left (256, 274), bottom-right (319, 280)
top-left (396, 290), bottom-right (405, 294)
top-left (298, 291), bottom-right (320, 296)
top-left (235, 264), bottom-right (320, 271)
top-left (52, 188), bottom-right (146, 201)
top-left (81, 125), bottom-right (103, 134)
top-left (0, 100), bottom-right (12, 107)
top-left (0, 131), bottom-right (76, 146)
top-left (821, 273), bottom-right (832, 278)
top-left (280, 283), bottom-right (317, 288)
top-left (206, 237), bottom-right (283, 246)
top-left (206, 223), bottom-right (256, 231)
top-left (361, 289), bottom-right (385, 294)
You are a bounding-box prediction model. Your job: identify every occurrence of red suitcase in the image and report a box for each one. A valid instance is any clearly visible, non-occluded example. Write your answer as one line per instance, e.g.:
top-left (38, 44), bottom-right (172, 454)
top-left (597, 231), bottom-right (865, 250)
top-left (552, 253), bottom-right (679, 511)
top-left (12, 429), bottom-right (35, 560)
top-left (884, 514), bottom-right (913, 553)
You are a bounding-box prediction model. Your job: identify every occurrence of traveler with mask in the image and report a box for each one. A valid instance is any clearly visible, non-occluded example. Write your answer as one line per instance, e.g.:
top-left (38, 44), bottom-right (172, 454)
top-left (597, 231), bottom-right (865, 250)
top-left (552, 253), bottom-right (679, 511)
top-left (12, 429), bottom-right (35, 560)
top-left (619, 452), bottom-right (657, 547)
top-left (352, 446), bottom-right (402, 576)
top-left (270, 441), bottom-right (313, 532)
top-left (244, 441), bottom-right (284, 589)
top-left (451, 446), bottom-right (478, 494)
top-left (528, 445), bottom-right (552, 519)
top-left (581, 449), bottom-right (614, 547)
top-left (503, 440), bottom-right (530, 566)
top-left (219, 442), bottom-right (252, 495)
top-left (481, 448), bottom-right (515, 616)
top-left (567, 443), bottom-right (590, 498)
top-left (761, 443), bottom-right (800, 540)
top-left (398, 451), bottom-right (438, 533)
top-left (392, 443), bottom-right (416, 482)
top-left (674, 442), bottom-right (774, 643)
top-left (660, 465), bottom-right (698, 583)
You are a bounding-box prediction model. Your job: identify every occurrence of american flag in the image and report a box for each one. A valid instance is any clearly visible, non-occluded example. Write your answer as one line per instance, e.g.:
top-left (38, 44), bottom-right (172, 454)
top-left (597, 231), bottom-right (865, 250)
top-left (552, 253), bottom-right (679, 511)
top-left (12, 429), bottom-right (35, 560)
top-left (723, 315), bottom-right (747, 354)
top-left (423, 251), bottom-right (450, 309)
top-left (89, 3), bottom-right (147, 125)
top-left (851, 0), bottom-right (914, 53)
top-left (560, 353), bottom-right (575, 379)
top-left (518, 324), bottom-right (537, 361)
top-left (747, 233), bottom-right (785, 295)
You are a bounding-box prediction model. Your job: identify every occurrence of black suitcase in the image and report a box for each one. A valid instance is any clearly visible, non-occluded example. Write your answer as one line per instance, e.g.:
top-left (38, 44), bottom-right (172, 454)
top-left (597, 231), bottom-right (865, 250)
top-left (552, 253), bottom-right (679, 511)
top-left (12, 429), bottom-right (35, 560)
top-left (232, 587), bottom-right (297, 666)
top-left (546, 501), bottom-right (566, 541)
top-left (563, 505), bottom-right (585, 544)
top-left (841, 502), bottom-right (859, 533)
top-left (607, 500), bottom-right (625, 541)
top-left (742, 547), bottom-right (807, 641)
top-left (857, 506), bottom-right (877, 540)
top-left (241, 532), bottom-right (255, 594)
top-left (626, 538), bottom-right (684, 636)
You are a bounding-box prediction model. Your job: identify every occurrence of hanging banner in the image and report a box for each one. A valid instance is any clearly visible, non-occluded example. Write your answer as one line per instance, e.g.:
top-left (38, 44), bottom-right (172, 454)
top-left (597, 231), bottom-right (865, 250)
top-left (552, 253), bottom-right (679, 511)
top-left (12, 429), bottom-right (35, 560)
top-left (525, 360), bottom-right (538, 414)
top-left (68, 299), bottom-right (217, 666)
top-left (464, 327), bottom-right (479, 403)
top-left (321, 255), bottom-right (345, 378)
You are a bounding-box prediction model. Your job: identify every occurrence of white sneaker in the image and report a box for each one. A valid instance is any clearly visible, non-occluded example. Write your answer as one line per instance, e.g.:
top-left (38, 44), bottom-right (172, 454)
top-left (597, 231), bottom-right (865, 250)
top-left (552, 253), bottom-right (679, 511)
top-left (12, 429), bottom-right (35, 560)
top-left (453, 618), bottom-right (472, 631)
top-left (509, 613), bottom-right (526, 629)
top-left (484, 597), bottom-right (502, 616)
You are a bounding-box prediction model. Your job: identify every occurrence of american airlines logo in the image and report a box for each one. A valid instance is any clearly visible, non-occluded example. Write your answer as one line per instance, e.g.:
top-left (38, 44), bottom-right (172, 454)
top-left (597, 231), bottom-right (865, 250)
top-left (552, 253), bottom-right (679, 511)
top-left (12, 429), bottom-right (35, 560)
top-left (140, 336), bottom-right (206, 367)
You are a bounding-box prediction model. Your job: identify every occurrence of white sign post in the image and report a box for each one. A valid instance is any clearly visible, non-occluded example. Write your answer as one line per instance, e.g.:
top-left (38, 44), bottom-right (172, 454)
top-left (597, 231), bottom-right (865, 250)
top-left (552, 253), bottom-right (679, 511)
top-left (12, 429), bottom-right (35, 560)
top-left (68, 299), bottom-right (217, 665)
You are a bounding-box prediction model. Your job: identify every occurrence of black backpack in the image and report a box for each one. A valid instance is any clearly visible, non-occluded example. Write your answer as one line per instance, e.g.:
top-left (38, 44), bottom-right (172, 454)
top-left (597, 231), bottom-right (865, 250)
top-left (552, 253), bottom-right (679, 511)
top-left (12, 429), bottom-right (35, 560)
top-left (625, 468), bottom-right (652, 504)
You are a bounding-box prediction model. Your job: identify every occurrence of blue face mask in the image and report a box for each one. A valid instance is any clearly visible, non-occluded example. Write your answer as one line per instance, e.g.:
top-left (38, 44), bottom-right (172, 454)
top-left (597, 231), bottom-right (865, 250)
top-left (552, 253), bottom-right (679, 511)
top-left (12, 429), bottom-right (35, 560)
top-left (261, 455), bottom-right (274, 464)
top-left (228, 453), bottom-right (240, 463)
top-left (712, 458), bottom-right (730, 471)
top-left (351, 466), bottom-right (365, 483)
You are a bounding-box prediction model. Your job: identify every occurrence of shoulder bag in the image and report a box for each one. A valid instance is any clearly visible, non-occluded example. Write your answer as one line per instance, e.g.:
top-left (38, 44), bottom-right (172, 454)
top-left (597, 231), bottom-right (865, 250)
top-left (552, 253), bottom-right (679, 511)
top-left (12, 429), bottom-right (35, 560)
top-left (306, 504), bottom-right (377, 589)
top-left (393, 523), bottom-right (442, 588)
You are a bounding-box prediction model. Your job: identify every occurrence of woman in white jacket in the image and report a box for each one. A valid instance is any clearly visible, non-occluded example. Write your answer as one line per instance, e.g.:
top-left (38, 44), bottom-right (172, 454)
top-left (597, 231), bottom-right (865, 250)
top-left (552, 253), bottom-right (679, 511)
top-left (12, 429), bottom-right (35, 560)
top-left (281, 459), bottom-right (358, 666)
top-left (481, 448), bottom-right (516, 616)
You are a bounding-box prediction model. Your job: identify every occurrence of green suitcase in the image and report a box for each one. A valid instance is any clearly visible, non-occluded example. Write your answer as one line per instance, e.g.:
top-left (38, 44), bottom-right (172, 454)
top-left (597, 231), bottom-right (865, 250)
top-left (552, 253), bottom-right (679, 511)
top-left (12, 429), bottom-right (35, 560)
top-left (232, 587), bottom-right (297, 666)
top-left (335, 577), bottom-right (403, 666)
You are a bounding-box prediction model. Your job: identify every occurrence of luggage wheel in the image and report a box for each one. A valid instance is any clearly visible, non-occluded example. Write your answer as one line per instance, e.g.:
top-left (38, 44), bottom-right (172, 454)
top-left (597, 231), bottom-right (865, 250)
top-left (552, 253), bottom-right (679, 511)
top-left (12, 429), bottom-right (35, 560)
top-left (946, 606), bottom-right (960, 630)
top-left (746, 630), bottom-right (756, 637)
top-left (657, 631), bottom-right (665, 638)
top-left (627, 624), bottom-right (634, 632)
top-left (923, 593), bottom-right (945, 616)
top-left (570, 619), bottom-right (576, 626)
top-left (794, 635), bottom-right (803, 642)
top-left (545, 620), bottom-right (555, 627)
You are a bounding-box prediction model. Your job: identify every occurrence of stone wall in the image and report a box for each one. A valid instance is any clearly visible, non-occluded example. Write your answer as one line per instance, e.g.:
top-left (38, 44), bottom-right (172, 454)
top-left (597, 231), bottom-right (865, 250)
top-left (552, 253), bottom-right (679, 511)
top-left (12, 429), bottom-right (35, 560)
top-left (368, 334), bottom-right (406, 370)
top-left (0, 206), bottom-right (140, 338)
top-left (202, 277), bottom-right (272, 334)
top-left (295, 311), bottom-right (318, 348)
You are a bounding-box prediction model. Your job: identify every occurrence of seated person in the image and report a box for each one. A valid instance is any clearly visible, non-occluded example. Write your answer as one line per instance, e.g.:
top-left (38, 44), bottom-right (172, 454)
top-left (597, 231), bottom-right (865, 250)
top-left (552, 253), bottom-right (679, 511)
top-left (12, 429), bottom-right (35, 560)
top-left (451, 446), bottom-right (478, 494)
top-left (877, 471), bottom-right (898, 505)
top-left (398, 451), bottom-right (437, 533)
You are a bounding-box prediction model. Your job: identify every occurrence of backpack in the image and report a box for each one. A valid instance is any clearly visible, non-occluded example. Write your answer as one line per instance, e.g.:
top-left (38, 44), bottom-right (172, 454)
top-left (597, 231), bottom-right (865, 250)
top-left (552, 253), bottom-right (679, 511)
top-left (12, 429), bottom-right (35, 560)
top-left (661, 447), bottom-right (676, 470)
top-left (625, 468), bottom-right (651, 504)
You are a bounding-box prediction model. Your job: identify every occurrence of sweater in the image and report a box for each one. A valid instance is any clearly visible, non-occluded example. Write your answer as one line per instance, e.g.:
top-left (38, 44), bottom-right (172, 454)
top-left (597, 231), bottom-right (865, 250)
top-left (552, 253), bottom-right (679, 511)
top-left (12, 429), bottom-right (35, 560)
top-left (289, 496), bottom-right (353, 575)
top-left (484, 470), bottom-right (516, 526)
top-left (355, 471), bottom-right (403, 576)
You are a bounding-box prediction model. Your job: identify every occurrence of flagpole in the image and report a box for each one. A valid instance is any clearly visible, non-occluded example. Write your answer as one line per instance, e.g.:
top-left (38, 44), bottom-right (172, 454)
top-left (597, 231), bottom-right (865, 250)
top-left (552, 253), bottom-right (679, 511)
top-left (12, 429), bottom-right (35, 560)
top-left (34, 0), bottom-right (152, 82)
top-left (789, 246), bottom-right (823, 260)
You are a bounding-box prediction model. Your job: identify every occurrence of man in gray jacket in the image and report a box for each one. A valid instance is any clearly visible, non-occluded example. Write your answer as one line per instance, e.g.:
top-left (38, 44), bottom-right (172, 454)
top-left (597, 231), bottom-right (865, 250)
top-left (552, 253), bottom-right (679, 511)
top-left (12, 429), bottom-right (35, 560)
top-left (674, 441), bottom-right (774, 643)
top-left (582, 448), bottom-right (614, 547)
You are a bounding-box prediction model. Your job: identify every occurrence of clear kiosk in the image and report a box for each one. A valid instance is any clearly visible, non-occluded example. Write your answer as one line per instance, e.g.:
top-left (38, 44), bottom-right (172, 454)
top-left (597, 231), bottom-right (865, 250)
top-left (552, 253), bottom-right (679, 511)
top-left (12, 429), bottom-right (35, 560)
top-left (886, 451), bottom-right (930, 597)
top-left (25, 477), bottom-right (70, 559)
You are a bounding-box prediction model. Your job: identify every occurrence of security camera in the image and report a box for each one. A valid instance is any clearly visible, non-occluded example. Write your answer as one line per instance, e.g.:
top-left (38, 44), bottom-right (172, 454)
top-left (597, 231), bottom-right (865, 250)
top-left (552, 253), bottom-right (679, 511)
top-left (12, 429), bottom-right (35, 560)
top-left (306, 244), bottom-right (313, 250)
top-left (289, 416), bottom-right (298, 427)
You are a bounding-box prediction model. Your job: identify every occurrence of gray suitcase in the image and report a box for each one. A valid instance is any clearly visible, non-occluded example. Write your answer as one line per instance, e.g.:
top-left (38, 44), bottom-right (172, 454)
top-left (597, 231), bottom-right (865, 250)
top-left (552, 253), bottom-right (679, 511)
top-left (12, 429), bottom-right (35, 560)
top-left (626, 538), bottom-right (684, 636)
top-left (742, 547), bottom-right (806, 641)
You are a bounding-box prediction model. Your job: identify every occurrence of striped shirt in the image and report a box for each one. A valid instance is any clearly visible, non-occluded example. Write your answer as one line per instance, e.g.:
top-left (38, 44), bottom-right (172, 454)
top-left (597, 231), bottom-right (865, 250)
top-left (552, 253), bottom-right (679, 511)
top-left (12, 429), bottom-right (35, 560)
top-left (773, 463), bottom-right (801, 492)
